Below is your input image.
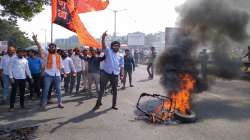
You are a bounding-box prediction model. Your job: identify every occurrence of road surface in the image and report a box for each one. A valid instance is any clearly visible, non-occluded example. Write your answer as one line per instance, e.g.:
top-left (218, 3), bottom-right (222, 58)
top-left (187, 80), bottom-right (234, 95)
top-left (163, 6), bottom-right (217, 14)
top-left (0, 65), bottom-right (250, 140)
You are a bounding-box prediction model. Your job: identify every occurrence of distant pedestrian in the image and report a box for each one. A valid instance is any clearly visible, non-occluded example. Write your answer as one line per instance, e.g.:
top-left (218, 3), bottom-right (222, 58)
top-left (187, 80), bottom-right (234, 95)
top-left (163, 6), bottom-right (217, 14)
top-left (242, 46), bottom-right (250, 71)
top-left (122, 49), bottom-right (135, 89)
top-left (147, 46), bottom-right (156, 79)
top-left (134, 49), bottom-right (139, 66)
top-left (199, 49), bottom-right (209, 81)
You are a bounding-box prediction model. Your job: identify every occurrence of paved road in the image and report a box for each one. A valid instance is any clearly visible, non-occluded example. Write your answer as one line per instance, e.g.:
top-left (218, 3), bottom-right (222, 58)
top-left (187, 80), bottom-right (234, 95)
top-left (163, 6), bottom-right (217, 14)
top-left (0, 65), bottom-right (250, 140)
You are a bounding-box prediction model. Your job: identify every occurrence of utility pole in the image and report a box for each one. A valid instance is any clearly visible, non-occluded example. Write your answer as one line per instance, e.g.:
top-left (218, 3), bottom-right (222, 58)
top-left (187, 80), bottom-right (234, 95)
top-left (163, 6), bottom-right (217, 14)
top-left (110, 9), bottom-right (127, 40)
top-left (41, 28), bottom-right (47, 46)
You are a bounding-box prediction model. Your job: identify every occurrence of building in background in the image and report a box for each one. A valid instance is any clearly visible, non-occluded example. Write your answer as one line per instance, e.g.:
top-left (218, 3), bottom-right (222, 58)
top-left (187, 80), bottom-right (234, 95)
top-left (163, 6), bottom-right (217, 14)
top-left (127, 32), bottom-right (145, 49)
top-left (165, 27), bottom-right (182, 48)
top-left (55, 35), bottom-right (80, 49)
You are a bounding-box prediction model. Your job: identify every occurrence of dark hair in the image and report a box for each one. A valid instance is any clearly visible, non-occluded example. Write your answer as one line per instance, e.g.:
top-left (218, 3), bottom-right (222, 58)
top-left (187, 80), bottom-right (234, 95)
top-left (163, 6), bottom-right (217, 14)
top-left (49, 43), bottom-right (57, 48)
top-left (111, 41), bottom-right (120, 47)
top-left (16, 48), bottom-right (25, 52)
top-left (125, 49), bottom-right (130, 52)
top-left (74, 48), bottom-right (80, 52)
top-left (30, 49), bottom-right (37, 53)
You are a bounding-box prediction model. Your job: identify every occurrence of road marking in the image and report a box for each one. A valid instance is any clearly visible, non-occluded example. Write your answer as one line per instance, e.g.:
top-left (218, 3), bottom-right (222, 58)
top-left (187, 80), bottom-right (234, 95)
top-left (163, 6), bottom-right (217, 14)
top-left (205, 92), bottom-right (226, 99)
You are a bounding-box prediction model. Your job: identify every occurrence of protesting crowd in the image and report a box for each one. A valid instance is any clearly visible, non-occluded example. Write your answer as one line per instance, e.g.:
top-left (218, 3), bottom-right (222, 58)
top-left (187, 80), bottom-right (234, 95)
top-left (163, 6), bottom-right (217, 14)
top-left (0, 32), bottom-right (158, 111)
top-left (0, 31), bottom-right (158, 112)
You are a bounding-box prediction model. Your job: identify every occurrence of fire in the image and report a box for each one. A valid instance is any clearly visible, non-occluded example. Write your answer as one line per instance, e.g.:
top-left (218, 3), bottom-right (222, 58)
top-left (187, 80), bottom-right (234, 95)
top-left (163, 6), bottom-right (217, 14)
top-left (151, 73), bottom-right (196, 122)
top-left (173, 74), bottom-right (196, 114)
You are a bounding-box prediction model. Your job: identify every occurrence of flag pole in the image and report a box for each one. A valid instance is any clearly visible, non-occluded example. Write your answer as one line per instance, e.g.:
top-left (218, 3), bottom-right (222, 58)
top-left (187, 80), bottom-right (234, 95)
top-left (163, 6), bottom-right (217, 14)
top-left (51, 22), bottom-right (53, 43)
top-left (51, 0), bottom-right (54, 44)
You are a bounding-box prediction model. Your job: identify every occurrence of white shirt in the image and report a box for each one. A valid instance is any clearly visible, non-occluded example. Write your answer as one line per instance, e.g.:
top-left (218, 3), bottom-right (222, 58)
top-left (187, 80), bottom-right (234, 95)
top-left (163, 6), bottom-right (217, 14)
top-left (62, 57), bottom-right (76, 74)
top-left (72, 54), bottom-right (83, 72)
top-left (103, 47), bottom-right (124, 75)
top-left (42, 49), bottom-right (64, 76)
top-left (9, 56), bottom-right (32, 79)
top-left (99, 52), bottom-right (105, 70)
top-left (82, 59), bottom-right (87, 71)
top-left (0, 54), bottom-right (16, 75)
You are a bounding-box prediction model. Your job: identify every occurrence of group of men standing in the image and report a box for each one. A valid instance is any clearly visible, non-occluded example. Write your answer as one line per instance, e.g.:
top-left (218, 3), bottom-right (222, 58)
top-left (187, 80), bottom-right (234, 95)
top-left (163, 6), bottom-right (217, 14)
top-left (0, 31), bottom-right (139, 111)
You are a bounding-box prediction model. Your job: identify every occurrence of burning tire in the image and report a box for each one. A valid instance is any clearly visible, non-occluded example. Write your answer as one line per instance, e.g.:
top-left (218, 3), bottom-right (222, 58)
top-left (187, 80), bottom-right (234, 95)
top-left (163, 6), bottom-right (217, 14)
top-left (174, 110), bottom-right (197, 123)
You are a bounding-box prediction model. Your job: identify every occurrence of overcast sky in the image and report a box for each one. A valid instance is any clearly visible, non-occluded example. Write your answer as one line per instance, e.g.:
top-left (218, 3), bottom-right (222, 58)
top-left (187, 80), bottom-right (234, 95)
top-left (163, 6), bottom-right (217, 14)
top-left (17, 0), bottom-right (186, 43)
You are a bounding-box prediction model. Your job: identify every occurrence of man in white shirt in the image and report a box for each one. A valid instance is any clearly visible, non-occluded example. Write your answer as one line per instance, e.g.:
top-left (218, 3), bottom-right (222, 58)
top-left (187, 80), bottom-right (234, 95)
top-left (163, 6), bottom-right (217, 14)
top-left (95, 32), bottom-right (124, 110)
top-left (32, 34), bottom-right (65, 109)
top-left (81, 49), bottom-right (89, 91)
top-left (0, 46), bottom-right (16, 103)
top-left (62, 50), bottom-right (76, 94)
top-left (72, 48), bottom-right (83, 94)
top-left (9, 48), bottom-right (32, 111)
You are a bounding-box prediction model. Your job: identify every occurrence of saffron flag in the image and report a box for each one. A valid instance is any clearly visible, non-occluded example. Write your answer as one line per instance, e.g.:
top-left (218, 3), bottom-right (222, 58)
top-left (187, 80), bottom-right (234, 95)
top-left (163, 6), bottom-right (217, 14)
top-left (52, 0), bottom-right (109, 48)
top-left (52, 0), bottom-right (75, 32)
top-left (75, 0), bottom-right (110, 13)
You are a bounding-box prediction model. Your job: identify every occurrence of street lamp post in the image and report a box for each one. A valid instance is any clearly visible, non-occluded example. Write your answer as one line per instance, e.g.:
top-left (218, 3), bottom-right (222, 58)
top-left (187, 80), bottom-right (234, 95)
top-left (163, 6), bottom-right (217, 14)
top-left (110, 9), bottom-right (127, 40)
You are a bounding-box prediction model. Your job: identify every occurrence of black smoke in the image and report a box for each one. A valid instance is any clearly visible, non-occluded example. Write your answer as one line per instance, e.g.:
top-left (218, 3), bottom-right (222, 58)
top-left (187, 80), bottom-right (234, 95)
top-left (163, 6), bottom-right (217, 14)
top-left (156, 31), bottom-right (200, 93)
top-left (157, 0), bottom-right (249, 93)
top-left (177, 0), bottom-right (249, 79)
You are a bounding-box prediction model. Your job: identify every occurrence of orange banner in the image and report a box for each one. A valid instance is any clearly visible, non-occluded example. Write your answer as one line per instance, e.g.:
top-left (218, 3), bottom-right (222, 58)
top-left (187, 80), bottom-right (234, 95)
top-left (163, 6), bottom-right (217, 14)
top-left (75, 0), bottom-right (109, 13)
top-left (72, 10), bottom-right (101, 48)
top-left (52, 0), bottom-right (109, 48)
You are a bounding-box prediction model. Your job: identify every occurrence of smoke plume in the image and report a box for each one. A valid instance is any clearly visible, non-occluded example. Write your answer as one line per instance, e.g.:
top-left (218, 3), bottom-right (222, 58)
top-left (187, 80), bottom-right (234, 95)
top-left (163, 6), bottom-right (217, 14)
top-left (157, 0), bottom-right (249, 93)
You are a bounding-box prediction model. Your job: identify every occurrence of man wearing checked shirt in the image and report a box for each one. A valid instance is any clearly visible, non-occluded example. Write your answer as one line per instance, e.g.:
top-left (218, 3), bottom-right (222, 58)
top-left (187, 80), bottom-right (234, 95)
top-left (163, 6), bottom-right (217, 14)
top-left (94, 31), bottom-right (124, 110)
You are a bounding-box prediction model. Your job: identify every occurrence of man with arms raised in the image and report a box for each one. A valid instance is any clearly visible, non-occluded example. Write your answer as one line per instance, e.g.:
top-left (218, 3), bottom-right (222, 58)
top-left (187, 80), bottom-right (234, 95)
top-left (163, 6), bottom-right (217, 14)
top-left (32, 34), bottom-right (65, 109)
top-left (95, 31), bottom-right (124, 110)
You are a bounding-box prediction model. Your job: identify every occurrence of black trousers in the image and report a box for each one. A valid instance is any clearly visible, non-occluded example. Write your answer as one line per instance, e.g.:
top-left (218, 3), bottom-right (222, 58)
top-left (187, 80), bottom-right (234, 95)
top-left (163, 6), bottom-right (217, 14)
top-left (76, 71), bottom-right (82, 92)
top-left (147, 63), bottom-right (154, 78)
top-left (29, 74), bottom-right (41, 98)
top-left (10, 79), bottom-right (26, 108)
top-left (123, 69), bottom-right (132, 86)
top-left (97, 71), bottom-right (118, 107)
top-left (64, 73), bottom-right (75, 94)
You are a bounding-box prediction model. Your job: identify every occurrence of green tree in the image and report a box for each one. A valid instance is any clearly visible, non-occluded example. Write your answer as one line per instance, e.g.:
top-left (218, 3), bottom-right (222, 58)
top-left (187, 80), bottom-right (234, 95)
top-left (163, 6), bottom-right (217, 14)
top-left (0, 0), bottom-right (50, 22)
top-left (0, 19), bottom-right (32, 48)
top-left (0, 0), bottom-right (50, 48)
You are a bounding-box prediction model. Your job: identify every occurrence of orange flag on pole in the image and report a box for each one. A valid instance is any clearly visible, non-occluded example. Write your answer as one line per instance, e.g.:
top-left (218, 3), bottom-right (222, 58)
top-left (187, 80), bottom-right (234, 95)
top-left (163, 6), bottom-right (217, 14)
top-left (52, 0), bottom-right (109, 48)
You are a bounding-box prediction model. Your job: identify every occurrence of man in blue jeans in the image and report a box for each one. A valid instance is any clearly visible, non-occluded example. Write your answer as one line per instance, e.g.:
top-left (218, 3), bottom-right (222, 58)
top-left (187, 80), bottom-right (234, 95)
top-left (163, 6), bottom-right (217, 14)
top-left (0, 46), bottom-right (16, 104)
top-left (33, 34), bottom-right (65, 109)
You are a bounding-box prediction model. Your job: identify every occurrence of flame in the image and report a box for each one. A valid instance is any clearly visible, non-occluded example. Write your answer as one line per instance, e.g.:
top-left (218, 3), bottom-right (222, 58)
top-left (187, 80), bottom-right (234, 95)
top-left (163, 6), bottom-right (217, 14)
top-left (151, 73), bottom-right (196, 122)
top-left (172, 74), bottom-right (196, 114)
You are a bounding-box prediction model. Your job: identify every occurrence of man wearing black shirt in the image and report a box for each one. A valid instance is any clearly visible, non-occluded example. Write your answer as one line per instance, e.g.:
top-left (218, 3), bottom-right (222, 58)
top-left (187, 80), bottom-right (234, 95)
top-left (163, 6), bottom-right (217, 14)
top-left (81, 47), bottom-right (105, 94)
top-left (122, 49), bottom-right (135, 89)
